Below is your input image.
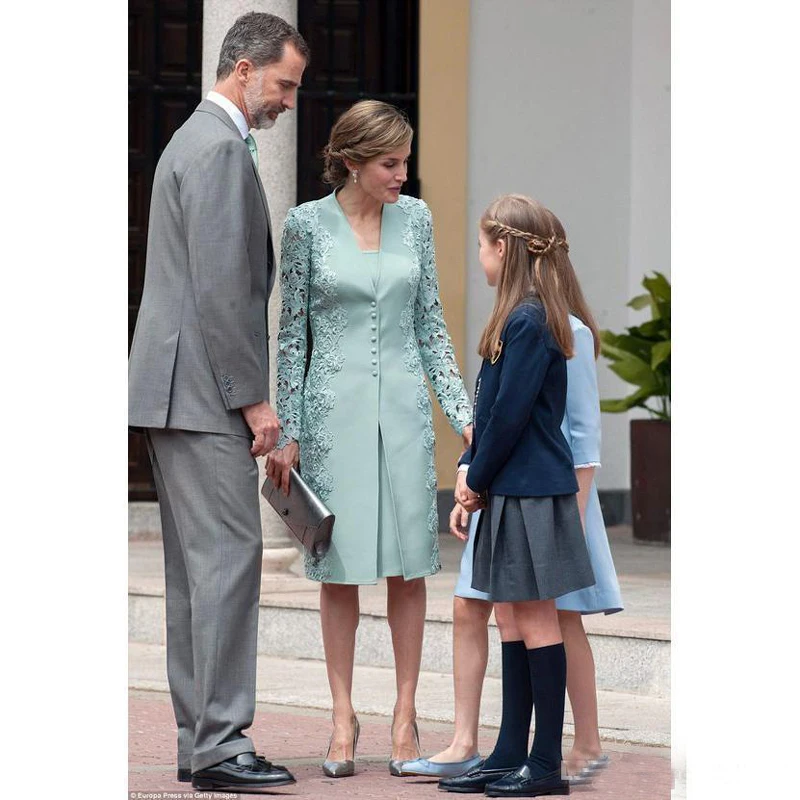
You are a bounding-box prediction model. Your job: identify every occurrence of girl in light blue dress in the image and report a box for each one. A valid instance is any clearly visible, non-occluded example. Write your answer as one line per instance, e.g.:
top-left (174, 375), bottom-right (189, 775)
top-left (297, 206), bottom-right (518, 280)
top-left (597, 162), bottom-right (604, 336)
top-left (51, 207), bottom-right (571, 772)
top-left (401, 265), bottom-right (623, 787)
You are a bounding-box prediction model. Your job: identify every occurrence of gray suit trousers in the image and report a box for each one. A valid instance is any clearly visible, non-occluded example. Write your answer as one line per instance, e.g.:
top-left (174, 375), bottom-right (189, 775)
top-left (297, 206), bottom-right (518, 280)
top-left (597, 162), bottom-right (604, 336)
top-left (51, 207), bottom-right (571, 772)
top-left (146, 428), bottom-right (263, 772)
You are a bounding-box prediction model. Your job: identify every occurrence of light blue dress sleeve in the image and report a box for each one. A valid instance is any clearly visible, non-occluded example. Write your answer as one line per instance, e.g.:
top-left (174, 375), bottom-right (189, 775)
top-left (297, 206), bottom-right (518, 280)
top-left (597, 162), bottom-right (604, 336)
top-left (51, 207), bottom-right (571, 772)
top-left (275, 208), bottom-right (311, 448)
top-left (564, 323), bottom-right (602, 467)
top-left (413, 203), bottom-right (472, 434)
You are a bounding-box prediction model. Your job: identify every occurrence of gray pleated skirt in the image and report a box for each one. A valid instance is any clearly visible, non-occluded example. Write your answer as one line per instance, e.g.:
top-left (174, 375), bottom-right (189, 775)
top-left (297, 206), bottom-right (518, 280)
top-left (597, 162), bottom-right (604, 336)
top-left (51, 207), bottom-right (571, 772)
top-left (471, 494), bottom-right (596, 603)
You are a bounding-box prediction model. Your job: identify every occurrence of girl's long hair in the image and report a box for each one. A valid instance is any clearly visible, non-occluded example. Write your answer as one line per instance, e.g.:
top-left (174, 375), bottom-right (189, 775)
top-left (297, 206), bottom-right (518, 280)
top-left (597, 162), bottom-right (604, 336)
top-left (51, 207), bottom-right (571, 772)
top-left (477, 194), bottom-right (599, 361)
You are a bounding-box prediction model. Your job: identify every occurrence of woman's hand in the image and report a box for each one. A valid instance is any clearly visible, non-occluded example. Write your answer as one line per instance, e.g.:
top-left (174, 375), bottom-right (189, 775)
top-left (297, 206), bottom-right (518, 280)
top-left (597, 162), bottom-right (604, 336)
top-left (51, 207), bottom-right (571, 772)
top-left (266, 440), bottom-right (299, 496)
top-left (461, 423), bottom-right (474, 451)
top-left (449, 503), bottom-right (470, 541)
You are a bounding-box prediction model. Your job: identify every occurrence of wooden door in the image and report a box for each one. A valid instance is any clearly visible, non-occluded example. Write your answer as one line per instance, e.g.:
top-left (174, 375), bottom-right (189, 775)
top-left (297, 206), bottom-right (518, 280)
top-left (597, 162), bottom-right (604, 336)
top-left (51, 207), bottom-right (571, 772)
top-left (296, 0), bottom-right (420, 203)
top-left (129, 0), bottom-right (202, 499)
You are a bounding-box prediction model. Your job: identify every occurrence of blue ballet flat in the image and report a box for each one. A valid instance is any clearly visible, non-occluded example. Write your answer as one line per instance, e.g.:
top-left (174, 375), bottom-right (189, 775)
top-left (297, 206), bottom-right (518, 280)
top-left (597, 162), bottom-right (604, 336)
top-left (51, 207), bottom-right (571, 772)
top-left (396, 753), bottom-right (483, 778)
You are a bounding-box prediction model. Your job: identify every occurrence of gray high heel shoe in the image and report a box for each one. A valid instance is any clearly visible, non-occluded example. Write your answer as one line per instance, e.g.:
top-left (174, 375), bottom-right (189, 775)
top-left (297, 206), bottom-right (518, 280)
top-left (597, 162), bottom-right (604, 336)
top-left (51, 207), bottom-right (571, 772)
top-left (389, 719), bottom-right (420, 776)
top-left (322, 716), bottom-right (360, 778)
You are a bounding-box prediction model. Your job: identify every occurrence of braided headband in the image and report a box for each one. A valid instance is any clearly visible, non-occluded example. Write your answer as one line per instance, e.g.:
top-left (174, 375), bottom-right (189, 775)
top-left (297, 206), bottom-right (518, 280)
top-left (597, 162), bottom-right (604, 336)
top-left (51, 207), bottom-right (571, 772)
top-left (486, 219), bottom-right (569, 255)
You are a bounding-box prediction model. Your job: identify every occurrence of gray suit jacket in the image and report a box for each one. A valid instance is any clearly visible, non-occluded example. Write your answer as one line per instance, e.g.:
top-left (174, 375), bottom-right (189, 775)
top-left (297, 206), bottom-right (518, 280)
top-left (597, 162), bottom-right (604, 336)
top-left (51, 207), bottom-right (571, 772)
top-left (129, 100), bottom-right (275, 436)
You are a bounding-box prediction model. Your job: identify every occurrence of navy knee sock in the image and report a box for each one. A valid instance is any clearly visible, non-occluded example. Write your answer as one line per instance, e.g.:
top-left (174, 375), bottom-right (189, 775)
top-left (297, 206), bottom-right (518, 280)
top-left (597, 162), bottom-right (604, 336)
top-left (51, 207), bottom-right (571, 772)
top-left (524, 642), bottom-right (567, 777)
top-left (483, 640), bottom-right (532, 770)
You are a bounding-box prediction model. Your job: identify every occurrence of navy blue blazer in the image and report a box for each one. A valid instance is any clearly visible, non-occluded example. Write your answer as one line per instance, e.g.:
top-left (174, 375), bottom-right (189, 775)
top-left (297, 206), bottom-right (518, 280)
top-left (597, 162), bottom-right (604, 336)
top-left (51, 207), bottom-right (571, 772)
top-left (460, 299), bottom-right (579, 497)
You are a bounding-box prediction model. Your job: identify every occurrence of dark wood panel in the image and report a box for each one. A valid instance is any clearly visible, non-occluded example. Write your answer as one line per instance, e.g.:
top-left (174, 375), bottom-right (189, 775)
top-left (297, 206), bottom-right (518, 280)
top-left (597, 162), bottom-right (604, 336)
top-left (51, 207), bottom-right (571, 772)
top-left (129, 0), bottom-right (202, 500)
top-left (296, 0), bottom-right (420, 203)
top-left (128, 10), bottom-right (148, 77)
top-left (128, 92), bottom-right (148, 156)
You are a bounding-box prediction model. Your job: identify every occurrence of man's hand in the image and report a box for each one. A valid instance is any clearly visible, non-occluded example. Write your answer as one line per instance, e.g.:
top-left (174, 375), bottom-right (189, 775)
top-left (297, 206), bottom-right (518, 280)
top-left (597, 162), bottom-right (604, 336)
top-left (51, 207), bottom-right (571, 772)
top-left (242, 401), bottom-right (280, 457)
top-left (449, 503), bottom-right (470, 541)
top-left (266, 440), bottom-right (300, 496)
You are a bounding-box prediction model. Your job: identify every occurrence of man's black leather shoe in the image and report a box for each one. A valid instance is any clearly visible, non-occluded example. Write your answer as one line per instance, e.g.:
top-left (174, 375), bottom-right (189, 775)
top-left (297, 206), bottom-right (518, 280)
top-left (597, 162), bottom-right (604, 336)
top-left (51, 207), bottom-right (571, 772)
top-left (179, 754), bottom-right (270, 783)
top-left (485, 764), bottom-right (569, 797)
top-left (437, 761), bottom-right (516, 793)
top-left (191, 752), bottom-right (296, 790)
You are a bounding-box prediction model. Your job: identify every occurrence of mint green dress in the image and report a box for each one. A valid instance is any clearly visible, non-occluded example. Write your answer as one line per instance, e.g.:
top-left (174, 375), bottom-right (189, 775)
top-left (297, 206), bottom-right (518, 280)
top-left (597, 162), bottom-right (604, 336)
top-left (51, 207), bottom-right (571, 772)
top-left (276, 192), bottom-right (472, 584)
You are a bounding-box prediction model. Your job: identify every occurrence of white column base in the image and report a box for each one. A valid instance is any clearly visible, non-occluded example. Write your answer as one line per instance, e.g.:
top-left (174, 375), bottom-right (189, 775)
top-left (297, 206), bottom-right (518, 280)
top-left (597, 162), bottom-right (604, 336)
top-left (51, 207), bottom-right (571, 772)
top-left (262, 546), bottom-right (300, 574)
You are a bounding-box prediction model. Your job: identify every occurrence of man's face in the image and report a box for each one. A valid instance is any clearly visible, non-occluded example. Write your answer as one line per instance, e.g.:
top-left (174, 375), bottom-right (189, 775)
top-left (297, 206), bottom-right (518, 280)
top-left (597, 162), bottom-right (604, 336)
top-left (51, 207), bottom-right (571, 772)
top-left (243, 43), bottom-right (306, 130)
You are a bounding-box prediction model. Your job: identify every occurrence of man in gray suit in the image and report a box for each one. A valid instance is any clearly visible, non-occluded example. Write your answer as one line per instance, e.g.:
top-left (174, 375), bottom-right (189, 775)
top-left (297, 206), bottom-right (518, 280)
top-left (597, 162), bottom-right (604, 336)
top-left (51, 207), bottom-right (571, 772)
top-left (128, 12), bottom-right (308, 792)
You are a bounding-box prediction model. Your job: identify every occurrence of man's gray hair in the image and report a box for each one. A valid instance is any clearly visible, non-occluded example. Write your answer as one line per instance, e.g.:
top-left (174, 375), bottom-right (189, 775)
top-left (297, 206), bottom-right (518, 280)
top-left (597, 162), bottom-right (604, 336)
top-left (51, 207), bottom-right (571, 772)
top-left (216, 12), bottom-right (310, 80)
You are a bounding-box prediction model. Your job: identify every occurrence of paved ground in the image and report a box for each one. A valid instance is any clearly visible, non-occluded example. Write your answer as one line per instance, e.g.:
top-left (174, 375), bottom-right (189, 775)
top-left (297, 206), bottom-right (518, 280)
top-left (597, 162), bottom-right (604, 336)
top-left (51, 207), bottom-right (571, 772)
top-left (129, 689), bottom-right (672, 799)
top-left (130, 642), bottom-right (670, 748)
top-left (129, 522), bottom-right (672, 797)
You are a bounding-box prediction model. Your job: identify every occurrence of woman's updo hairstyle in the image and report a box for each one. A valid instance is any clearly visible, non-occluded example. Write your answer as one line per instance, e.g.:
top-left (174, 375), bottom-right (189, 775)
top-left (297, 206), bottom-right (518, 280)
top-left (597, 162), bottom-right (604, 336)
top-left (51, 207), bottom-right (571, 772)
top-left (322, 100), bottom-right (413, 187)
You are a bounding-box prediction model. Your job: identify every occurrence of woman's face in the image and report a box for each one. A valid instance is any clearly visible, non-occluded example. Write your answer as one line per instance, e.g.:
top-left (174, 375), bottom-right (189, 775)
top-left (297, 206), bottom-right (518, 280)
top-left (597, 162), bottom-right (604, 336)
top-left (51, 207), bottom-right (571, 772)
top-left (353, 143), bottom-right (411, 204)
top-left (479, 229), bottom-right (504, 286)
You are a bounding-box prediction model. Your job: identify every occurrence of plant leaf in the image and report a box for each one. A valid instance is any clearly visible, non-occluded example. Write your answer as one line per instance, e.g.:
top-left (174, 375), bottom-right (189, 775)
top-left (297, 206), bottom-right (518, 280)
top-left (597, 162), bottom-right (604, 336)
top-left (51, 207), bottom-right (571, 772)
top-left (607, 353), bottom-right (659, 389)
top-left (600, 331), bottom-right (655, 362)
top-left (627, 294), bottom-right (652, 311)
top-left (600, 386), bottom-right (655, 413)
top-left (651, 341), bottom-right (671, 370)
top-left (602, 272), bottom-right (670, 408)
top-left (600, 398), bottom-right (640, 413)
top-left (644, 272), bottom-right (671, 302)
top-left (635, 319), bottom-right (668, 339)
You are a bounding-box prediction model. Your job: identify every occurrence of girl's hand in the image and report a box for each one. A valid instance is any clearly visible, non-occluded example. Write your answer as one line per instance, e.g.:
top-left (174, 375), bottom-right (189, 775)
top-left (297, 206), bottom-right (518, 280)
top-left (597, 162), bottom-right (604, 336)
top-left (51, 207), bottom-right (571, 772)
top-left (449, 503), bottom-right (470, 540)
top-left (461, 423), bottom-right (474, 451)
top-left (460, 488), bottom-right (486, 513)
top-left (455, 470), bottom-right (485, 511)
top-left (455, 469), bottom-right (468, 504)
top-left (266, 440), bottom-right (299, 496)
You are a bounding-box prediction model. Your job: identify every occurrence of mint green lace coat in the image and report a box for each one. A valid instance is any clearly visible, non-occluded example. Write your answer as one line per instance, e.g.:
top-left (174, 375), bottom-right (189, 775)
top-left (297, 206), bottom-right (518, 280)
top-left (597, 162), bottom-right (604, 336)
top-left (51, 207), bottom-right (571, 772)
top-left (276, 192), bottom-right (472, 583)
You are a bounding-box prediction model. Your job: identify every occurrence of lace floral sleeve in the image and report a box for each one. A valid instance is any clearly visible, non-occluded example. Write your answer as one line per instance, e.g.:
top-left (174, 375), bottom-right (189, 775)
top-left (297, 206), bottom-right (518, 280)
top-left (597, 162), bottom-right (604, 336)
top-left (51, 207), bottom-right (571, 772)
top-left (414, 203), bottom-right (472, 434)
top-left (276, 208), bottom-right (311, 449)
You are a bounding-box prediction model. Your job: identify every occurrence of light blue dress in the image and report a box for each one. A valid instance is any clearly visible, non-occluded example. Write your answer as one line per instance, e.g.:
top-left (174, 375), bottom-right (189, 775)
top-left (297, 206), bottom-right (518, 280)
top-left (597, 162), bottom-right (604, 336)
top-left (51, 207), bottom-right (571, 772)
top-left (455, 315), bottom-right (623, 614)
top-left (276, 192), bottom-right (472, 585)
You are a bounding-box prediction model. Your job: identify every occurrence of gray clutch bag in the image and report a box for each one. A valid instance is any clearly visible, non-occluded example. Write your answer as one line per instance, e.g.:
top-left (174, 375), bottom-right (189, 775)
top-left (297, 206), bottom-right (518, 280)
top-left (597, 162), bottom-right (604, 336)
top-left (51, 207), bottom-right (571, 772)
top-left (261, 468), bottom-right (334, 558)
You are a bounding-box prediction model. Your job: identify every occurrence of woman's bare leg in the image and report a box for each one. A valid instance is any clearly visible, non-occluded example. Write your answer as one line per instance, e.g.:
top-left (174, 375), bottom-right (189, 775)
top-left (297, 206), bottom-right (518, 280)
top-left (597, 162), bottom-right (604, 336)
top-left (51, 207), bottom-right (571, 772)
top-left (320, 582), bottom-right (360, 761)
top-left (386, 575), bottom-right (426, 761)
top-left (558, 610), bottom-right (603, 774)
top-left (427, 597), bottom-right (493, 762)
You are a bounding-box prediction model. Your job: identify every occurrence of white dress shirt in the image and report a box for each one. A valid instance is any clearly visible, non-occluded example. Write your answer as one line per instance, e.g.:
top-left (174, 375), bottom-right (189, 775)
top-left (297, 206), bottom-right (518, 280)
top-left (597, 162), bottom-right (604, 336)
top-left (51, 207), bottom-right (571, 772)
top-left (206, 91), bottom-right (249, 139)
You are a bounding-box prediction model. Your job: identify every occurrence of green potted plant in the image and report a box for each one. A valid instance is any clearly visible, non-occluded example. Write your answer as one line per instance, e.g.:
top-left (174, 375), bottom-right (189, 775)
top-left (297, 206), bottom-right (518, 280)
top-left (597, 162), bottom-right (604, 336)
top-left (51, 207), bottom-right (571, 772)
top-left (599, 271), bottom-right (670, 544)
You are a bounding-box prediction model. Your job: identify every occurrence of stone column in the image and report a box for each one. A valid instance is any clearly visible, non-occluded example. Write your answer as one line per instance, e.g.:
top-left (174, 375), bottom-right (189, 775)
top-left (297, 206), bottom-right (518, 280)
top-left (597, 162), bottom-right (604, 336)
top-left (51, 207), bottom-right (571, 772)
top-left (203, 0), bottom-right (302, 576)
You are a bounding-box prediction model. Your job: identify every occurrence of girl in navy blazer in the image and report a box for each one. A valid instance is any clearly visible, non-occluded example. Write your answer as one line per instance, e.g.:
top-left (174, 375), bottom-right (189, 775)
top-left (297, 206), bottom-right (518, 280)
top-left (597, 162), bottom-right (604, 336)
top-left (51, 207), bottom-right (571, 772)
top-left (449, 195), bottom-right (595, 798)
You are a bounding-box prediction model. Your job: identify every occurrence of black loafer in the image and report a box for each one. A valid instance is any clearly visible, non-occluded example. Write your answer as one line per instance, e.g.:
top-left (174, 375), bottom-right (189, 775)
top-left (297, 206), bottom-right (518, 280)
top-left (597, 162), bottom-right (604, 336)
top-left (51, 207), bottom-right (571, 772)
top-left (179, 753), bottom-right (269, 783)
top-left (192, 752), bottom-right (296, 790)
top-left (485, 764), bottom-right (568, 797)
top-left (437, 761), bottom-right (516, 793)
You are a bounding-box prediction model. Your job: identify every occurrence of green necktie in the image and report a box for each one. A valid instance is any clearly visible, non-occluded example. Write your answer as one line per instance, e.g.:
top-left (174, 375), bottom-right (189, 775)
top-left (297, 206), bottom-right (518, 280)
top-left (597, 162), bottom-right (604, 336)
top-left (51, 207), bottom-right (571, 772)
top-left (245, 133), bottom-right (259, 169)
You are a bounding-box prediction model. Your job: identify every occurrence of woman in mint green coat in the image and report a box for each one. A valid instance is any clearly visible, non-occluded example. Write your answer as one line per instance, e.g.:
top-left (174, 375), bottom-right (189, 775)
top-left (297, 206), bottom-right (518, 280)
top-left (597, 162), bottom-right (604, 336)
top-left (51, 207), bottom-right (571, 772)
top-left (267, 101), bottom-right (472, 776)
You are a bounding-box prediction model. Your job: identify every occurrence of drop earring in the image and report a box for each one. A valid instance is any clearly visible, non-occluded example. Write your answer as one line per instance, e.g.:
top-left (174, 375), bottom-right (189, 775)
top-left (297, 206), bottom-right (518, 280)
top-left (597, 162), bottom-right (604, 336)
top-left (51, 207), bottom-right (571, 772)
top-left (352, 170), bottom-right (359, 185)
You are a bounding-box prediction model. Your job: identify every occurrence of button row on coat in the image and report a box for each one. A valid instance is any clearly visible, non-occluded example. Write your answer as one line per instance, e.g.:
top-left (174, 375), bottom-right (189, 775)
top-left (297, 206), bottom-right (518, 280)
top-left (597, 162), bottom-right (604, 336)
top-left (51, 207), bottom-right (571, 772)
top-left (371, 302), bottom-right (378, 376)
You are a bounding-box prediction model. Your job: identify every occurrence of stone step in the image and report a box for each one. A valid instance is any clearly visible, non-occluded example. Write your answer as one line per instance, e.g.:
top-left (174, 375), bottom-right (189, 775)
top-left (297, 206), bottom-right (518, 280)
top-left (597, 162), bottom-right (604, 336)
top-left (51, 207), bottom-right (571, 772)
top-left (128, 584), bottom-right (670, 699)
top-left (129, 642), bottom-right (670, 748)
